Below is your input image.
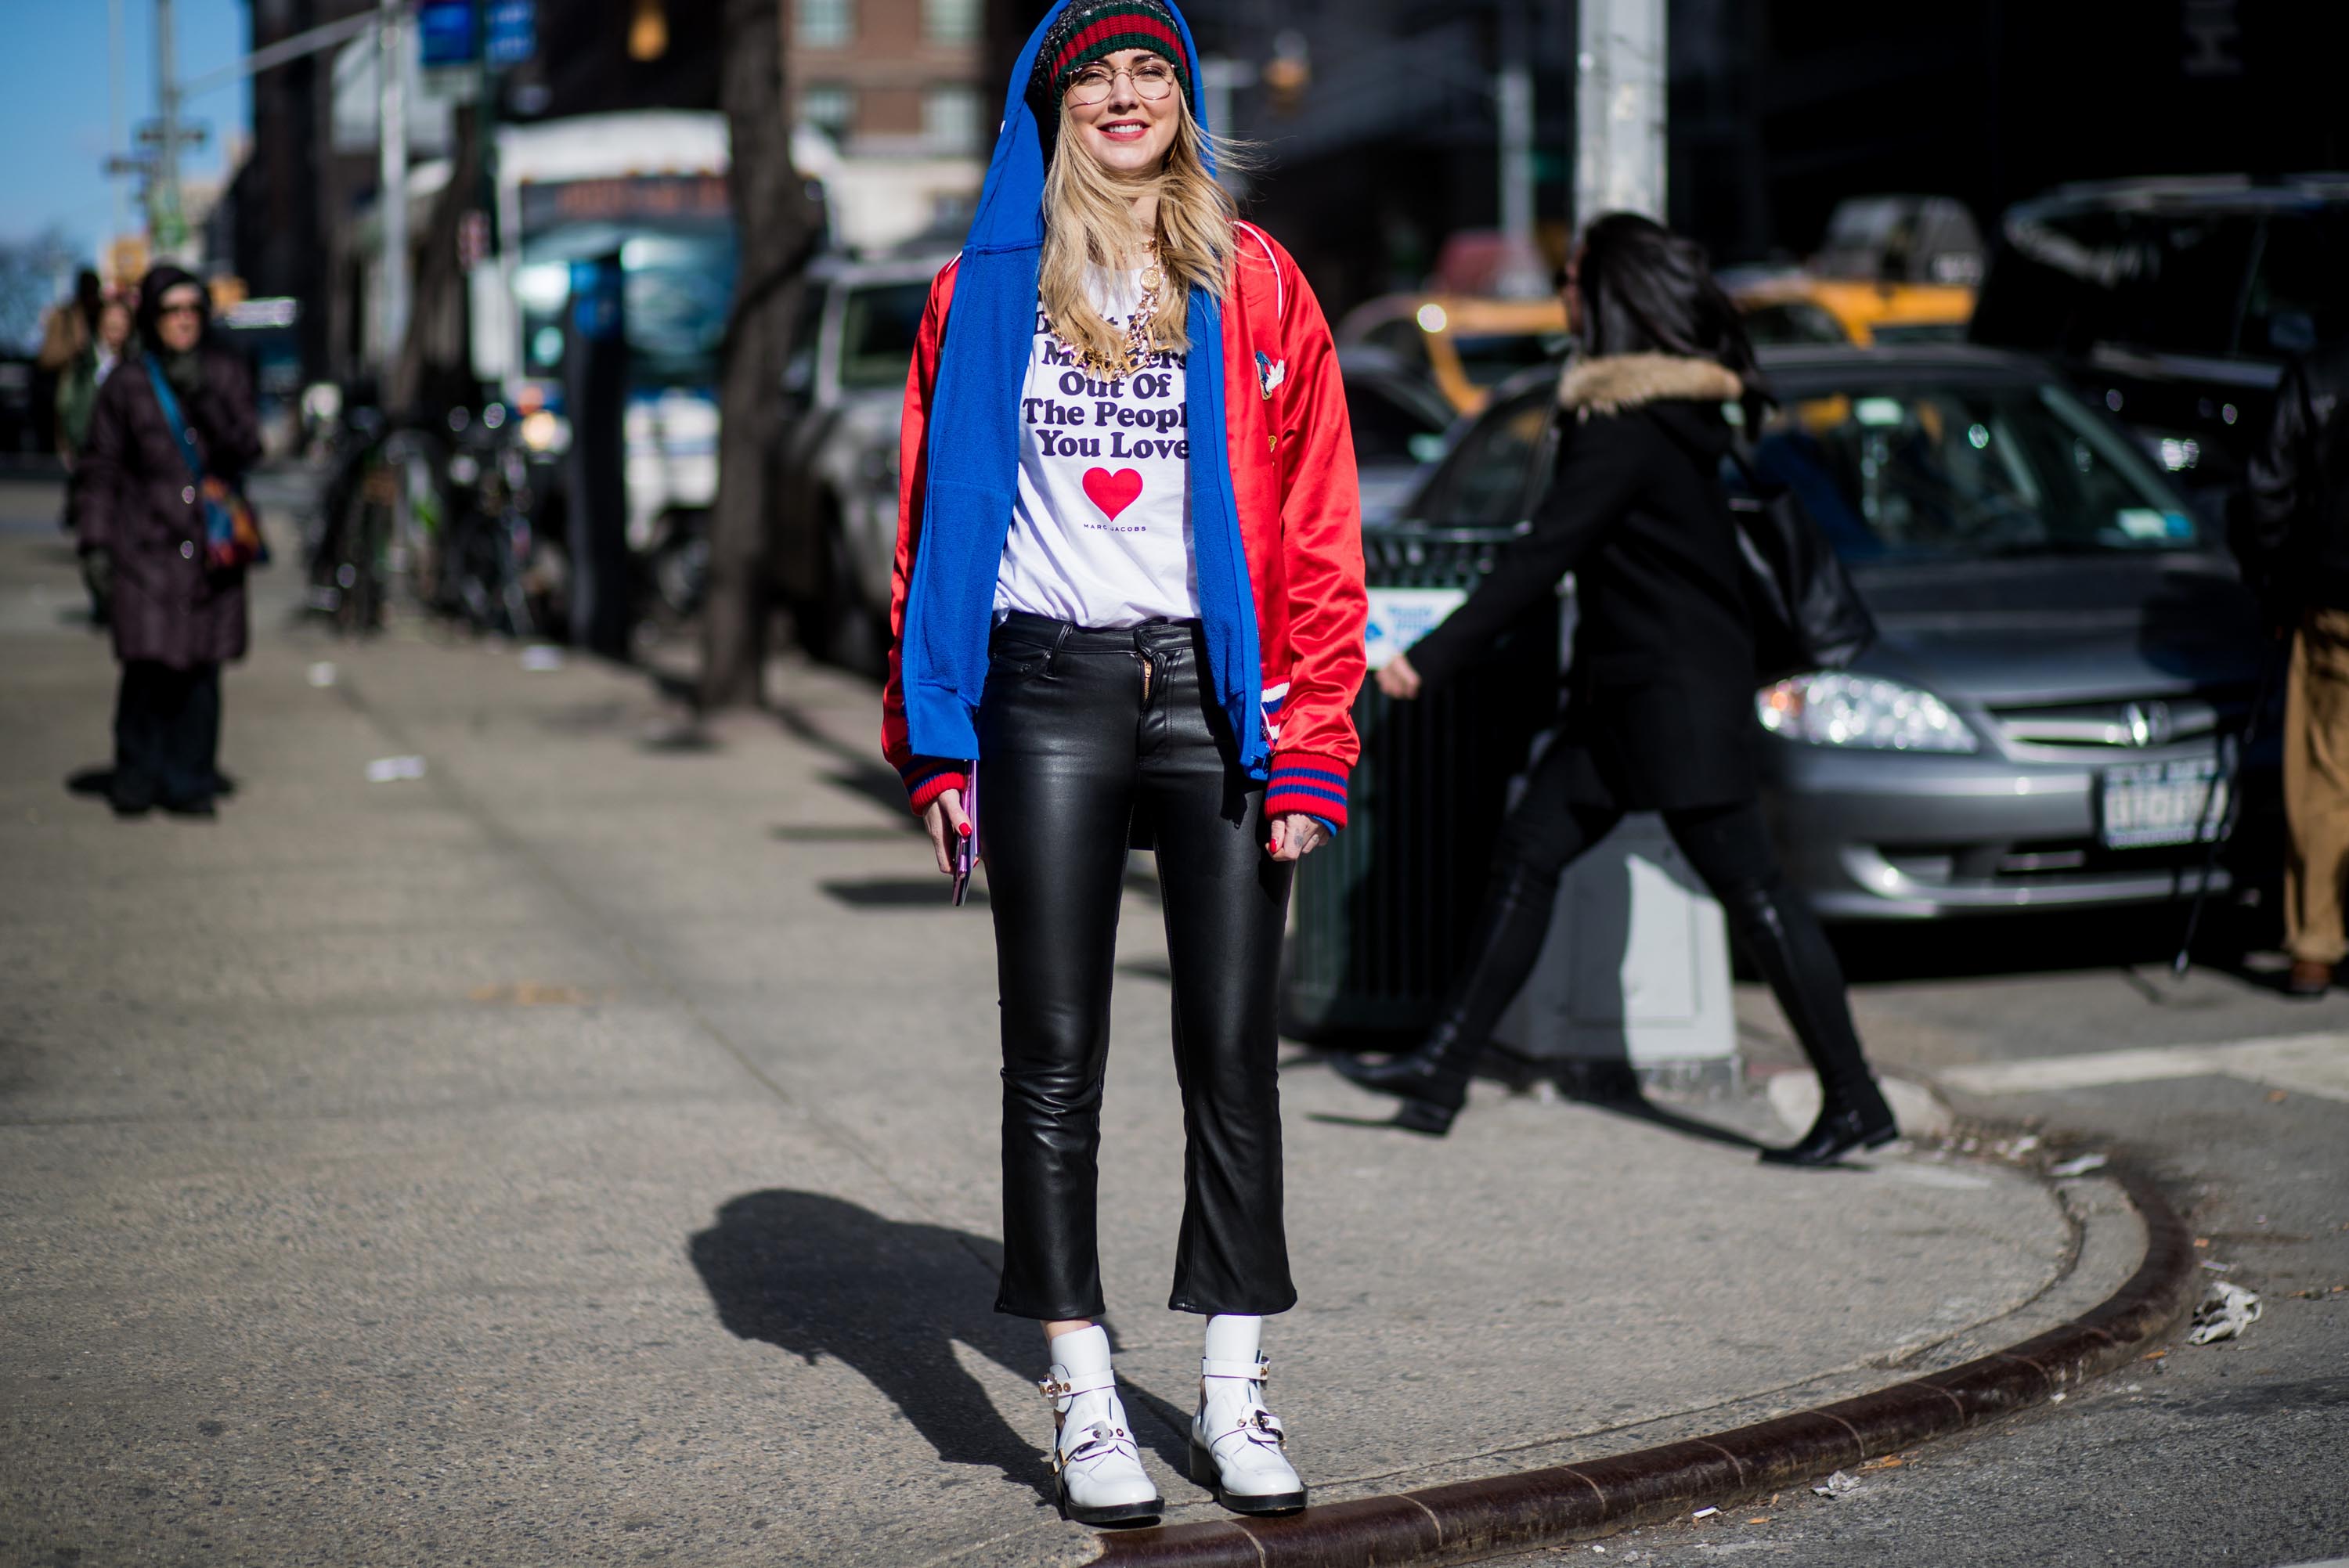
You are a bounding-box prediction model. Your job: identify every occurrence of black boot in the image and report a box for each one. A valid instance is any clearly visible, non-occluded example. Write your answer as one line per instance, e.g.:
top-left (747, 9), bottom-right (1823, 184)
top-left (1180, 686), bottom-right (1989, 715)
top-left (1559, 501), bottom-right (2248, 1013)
top-left (1330, 1025), bottom-right (1478, 1135)
top-left (1330, 864), bottom-right (1559, 1137)
top-left (1760, 1082), bottom-right (1898, 1167)
top-left (1712, 874), bottom-right (1898, 1167)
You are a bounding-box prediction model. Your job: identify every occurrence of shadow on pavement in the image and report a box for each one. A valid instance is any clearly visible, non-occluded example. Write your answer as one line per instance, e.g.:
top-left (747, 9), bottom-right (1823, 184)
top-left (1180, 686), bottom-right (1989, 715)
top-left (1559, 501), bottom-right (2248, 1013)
top-left (690, 1191), bottom-right (1051, 1494)
top-left (689, 1191), bottom-right (1203, 1499)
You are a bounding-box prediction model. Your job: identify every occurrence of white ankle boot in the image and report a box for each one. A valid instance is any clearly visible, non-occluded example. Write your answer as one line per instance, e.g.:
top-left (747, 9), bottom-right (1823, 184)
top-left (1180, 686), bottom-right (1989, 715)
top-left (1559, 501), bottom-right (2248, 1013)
top-left (1040, 1325), bottom-right (1162, 1526)
top-left (1189, 1315), bottom-right (1306, 1515)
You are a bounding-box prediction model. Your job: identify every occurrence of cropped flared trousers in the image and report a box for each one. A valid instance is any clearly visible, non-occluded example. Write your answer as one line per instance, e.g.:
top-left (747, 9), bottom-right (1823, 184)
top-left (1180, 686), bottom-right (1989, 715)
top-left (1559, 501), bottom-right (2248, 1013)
top-left (979, 613), bottom-right (1297, 1321)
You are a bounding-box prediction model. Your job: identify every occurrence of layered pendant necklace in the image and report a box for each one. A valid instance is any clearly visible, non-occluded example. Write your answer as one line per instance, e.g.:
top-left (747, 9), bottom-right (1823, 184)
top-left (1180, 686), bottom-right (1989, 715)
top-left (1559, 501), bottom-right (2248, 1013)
top-left (1056, 243), bottom-right (1165, 382)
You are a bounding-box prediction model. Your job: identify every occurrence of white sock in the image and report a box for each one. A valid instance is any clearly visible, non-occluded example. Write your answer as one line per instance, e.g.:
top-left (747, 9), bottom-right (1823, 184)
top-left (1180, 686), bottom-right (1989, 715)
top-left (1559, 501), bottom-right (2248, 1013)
top-left (1048, 1324), bottom-right (1118, 1431)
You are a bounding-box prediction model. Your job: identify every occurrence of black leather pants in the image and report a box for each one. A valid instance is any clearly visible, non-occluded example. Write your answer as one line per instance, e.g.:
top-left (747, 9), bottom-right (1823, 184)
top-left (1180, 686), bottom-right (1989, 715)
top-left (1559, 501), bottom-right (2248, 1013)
top-left (1438, 744), bottom-right (1880, 1105)
top-left (980, 614), bottom-right (1297, 1321)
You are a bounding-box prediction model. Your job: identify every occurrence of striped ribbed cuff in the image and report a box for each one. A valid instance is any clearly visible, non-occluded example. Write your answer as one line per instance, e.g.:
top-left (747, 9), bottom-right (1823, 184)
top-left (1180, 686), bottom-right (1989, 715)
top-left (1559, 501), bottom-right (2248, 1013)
top-left (900, 759), bottom-right (967, 816)
top-left (1265, 751), bottom-right (1349, 833)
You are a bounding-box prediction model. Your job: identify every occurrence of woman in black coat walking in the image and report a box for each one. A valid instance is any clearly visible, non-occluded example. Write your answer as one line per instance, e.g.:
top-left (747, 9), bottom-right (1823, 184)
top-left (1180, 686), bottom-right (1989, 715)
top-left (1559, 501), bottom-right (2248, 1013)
top-left (74, 266), bottom-right (263, 817)
top-left (1335, 214), bottom-right (1897, 1166)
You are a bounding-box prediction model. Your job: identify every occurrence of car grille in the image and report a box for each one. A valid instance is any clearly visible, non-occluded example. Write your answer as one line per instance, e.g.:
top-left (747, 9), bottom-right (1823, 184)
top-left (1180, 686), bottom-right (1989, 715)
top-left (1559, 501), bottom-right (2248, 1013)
top-left (1883, 837), bottom-right (2218, 885)
top-left (1986, 688), bottom-right (2250, 750)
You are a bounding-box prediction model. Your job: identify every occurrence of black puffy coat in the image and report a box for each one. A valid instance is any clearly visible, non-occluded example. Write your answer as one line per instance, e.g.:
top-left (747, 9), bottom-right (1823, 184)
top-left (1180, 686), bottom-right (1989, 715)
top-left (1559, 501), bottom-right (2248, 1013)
top-left (74, 348), bottom-right (262, 669)
top-left (1405, 351), bottom-right (1759, 812)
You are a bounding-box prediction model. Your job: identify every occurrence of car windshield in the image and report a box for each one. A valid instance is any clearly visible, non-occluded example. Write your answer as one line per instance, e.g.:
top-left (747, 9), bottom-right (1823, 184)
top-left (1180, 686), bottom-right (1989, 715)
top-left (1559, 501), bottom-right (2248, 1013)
top-left (838, 281), bottom-right (931, 391)
top-left (1752, 383), bottom-right (2200, 562)
top-left (1453, 332), bottom-right (1568, 387)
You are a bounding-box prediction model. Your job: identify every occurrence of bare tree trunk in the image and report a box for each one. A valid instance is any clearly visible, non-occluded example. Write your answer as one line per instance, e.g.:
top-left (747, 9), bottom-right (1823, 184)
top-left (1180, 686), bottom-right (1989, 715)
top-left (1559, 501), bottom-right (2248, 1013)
top-left (701, 0), bottom-right (824, 711)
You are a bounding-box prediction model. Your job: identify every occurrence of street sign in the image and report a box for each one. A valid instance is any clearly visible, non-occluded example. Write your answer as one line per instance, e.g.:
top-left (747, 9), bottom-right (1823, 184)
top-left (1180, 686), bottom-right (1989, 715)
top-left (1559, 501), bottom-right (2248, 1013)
top-left (419, 1), bottom-right (477, 67)
top-left (487, 0), bottom-right (537, 67)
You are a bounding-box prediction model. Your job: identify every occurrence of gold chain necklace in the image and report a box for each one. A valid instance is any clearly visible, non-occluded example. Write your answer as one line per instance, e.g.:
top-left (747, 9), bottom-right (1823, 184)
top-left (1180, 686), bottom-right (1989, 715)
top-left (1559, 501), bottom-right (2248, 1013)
top-left (1056, 247), bottom-right (1165, 381)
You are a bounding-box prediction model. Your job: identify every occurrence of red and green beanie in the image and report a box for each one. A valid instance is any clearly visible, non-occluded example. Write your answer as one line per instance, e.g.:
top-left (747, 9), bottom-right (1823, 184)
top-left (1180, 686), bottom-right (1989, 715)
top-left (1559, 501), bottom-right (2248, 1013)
top-left (1029, 0), bottom-right (1193, 114)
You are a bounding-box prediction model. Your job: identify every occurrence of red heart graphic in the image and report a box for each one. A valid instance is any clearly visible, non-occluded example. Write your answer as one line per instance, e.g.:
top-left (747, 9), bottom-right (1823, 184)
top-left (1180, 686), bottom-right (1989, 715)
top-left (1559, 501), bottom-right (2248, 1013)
top-left (1083, 467), bottom-right (1145, 520)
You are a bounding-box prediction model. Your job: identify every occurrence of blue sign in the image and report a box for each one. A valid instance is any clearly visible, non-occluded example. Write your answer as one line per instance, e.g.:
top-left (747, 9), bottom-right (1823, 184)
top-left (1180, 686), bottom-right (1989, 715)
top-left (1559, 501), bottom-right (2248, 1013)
top-left (487, 0), bottom-right (537, 67)
top-left (417, 0), bottom-right (477, 67)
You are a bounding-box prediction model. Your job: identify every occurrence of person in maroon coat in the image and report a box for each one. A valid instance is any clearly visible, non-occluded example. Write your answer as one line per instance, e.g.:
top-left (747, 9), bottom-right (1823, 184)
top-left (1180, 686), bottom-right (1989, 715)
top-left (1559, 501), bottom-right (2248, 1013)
top-left (73, 266), bottom-right (262, 816)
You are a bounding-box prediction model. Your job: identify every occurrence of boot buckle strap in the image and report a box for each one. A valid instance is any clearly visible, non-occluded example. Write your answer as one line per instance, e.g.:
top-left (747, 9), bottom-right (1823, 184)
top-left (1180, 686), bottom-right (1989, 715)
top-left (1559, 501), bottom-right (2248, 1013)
top-left (1200, 1356), bottom-right (1269, 1382)
top-left (1038, 1368), bottom-right (1117, 1402)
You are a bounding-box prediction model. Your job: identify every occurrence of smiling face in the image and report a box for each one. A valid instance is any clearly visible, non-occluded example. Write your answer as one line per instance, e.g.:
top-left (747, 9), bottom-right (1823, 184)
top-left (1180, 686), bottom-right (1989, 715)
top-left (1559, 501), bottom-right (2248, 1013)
top-left (1065, 48), bottom-right (1182, 178)
top-left (154, 284), bottom-right (206, 354)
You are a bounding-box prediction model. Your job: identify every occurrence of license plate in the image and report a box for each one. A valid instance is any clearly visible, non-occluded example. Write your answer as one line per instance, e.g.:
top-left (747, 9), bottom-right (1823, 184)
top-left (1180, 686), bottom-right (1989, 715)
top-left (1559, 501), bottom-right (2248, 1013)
top-left (2100, 758), bottom-right (2228, 849)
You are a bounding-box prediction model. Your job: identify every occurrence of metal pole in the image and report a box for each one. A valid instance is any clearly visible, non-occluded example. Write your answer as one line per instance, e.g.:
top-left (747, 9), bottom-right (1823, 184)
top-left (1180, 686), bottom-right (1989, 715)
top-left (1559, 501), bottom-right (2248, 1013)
top-left (153, 0), bottom-right (189, 254)
top-left (109, 0), bottom-right (128, 261)
top-left (1574, 0), bottom-right (1667, 227)
top-left (378, 0), bottom-right (411, 375)
top-left (1497, 0), bottom-right (1535, 252)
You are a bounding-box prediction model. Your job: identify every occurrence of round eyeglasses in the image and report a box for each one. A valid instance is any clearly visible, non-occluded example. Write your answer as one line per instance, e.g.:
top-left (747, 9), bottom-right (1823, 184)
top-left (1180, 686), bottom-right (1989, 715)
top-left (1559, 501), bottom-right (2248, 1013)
top-left (1066, 60), bottom-right (1178, 105)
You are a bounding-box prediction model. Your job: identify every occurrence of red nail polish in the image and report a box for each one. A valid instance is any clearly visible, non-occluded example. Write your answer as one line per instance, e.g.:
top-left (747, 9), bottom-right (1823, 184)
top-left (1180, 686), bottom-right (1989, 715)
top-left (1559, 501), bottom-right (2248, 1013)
top-left (958, 822), bottom-right (972, 837)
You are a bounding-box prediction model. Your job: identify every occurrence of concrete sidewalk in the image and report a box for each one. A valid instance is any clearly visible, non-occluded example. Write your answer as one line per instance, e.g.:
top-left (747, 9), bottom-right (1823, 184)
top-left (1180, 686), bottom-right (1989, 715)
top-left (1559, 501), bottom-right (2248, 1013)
top-left (0, 480), bottom-right (2142, 1568)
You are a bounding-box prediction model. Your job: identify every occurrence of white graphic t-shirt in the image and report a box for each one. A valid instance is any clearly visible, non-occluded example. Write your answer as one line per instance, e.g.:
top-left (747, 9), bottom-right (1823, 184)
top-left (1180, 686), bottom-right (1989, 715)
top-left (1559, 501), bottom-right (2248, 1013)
top-left (994, 267), bottom-right (1198, 627)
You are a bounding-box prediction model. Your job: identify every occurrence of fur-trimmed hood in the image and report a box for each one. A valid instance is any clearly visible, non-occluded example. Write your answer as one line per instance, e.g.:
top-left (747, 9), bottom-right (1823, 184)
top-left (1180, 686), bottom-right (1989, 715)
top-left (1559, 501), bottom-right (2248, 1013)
top-left (1560, 352), bottom-right (1741, 416)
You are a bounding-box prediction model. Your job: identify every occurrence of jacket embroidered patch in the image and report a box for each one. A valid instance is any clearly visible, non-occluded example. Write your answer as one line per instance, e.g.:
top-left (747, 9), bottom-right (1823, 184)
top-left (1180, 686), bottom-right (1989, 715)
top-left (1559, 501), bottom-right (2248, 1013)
top-left (1256, 351), bottom-right (1286, 400)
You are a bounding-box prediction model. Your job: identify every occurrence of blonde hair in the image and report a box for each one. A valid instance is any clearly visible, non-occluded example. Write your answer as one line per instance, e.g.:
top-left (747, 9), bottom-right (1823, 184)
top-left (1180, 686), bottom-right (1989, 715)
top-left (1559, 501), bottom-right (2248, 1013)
top-left (1039, 92), bottom-right (1237, 366)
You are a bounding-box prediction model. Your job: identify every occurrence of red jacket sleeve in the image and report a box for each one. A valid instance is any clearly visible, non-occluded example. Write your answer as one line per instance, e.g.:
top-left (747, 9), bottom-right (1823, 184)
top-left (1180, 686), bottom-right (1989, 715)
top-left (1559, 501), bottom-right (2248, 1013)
top-left (880, 261), bottom-right (967, 815)
top-left (1261, 251), bottom-right (1369, 829)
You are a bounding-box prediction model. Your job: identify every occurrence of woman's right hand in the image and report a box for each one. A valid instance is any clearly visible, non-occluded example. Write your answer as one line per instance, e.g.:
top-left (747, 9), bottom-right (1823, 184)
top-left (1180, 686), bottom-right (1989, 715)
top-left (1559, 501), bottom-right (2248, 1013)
top-left (922, 788), bottom-right (972, 874)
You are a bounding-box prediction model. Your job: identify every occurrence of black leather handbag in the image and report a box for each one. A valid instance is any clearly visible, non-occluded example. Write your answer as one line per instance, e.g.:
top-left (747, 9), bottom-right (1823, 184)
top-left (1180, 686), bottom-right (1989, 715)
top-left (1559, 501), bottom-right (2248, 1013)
top-left (1719, 444), bottom-right (1877, 685)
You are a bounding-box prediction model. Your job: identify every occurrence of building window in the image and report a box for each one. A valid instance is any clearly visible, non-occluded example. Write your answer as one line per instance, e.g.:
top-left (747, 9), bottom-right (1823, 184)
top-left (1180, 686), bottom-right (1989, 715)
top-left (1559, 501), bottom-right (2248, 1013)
top-left (924, 85), bottom-right (983, 153)
top-left (797, 0), bottom-right (852, 48)
top-left (800, 83), bottom-right (856, 142)
top-left (923, 0), bottom-right (980, 45)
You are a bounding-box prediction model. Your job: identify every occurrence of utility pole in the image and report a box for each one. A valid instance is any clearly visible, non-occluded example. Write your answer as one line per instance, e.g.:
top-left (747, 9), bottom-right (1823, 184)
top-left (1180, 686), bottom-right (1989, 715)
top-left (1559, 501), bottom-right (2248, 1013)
top-left (378, 0), bottom-right (411, 374)
top-left (1574, 0), bottom-right (1667, 226)
top-left (1496, 0), bottom-right (1535, 254)
top-left (109, 0), bottom-right (128, 260)
top-left (152, 0), bottom-right (189, 254)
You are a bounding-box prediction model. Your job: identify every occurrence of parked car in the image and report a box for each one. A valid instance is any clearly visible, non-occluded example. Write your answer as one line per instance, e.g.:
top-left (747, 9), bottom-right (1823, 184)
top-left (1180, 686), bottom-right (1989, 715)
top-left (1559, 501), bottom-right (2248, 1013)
top-left (1339, 345), bottom-right (1456, 526)
top-left (1969, 174), bottom-right (2349, 521)
top-left (1729, 272), bottom-right (1976, 348)
top-left (1335, 292), bottom-right (1570, 416)
top-left (1392, 344), bottom-right (2278, 921)
top-left (773, 249), bottom-right (954, 671)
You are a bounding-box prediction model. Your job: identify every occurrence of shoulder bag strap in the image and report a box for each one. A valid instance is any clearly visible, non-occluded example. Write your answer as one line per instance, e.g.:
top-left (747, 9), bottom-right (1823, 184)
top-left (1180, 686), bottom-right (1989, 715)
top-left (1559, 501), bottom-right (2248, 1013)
top-left (144, 357), bottom-right (207, 485)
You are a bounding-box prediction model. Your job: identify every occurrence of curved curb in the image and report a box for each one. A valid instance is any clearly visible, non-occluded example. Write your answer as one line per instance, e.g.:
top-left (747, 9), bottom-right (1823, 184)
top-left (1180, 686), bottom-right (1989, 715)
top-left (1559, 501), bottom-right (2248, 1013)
top-left (1088, 1159), bottom-right (2196, 1567)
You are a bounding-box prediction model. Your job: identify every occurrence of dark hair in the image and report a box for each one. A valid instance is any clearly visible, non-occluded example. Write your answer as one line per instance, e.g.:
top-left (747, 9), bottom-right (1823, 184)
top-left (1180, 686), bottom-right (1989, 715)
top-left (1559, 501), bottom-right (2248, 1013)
top-left (1575, 212), bottom-right (1769, 427)
top-left (74, 269), bottom-right (104, 330)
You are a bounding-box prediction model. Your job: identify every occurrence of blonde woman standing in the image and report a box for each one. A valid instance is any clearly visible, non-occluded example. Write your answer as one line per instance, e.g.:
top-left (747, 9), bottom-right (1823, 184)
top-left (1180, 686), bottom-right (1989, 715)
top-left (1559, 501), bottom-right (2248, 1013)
top-left (882, 0), bottom-right (1366, 1526)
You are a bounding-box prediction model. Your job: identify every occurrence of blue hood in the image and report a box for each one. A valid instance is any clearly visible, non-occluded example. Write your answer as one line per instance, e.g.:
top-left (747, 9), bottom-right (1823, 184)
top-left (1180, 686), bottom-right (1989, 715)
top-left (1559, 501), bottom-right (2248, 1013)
top-left (897, 0), bottom-right (1264, 773)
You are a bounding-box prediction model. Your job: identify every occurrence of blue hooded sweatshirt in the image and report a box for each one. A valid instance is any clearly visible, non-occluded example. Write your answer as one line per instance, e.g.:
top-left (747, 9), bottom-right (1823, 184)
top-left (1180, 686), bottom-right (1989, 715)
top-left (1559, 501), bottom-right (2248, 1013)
top-left (895, 0), bottom-right (1265, 777)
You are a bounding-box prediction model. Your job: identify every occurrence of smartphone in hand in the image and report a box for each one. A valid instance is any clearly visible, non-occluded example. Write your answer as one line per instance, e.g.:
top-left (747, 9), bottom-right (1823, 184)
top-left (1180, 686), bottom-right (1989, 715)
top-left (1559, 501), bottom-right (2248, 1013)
top-left (950, 769), bottom-right (980, 907)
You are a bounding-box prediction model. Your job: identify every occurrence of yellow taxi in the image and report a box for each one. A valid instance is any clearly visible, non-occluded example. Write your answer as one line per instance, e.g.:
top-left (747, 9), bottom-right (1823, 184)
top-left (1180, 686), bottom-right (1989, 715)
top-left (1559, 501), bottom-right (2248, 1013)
top-left (1334, 294), bottom-right (1571, 416)
top-left (1729, 273), bottom-right (1976, 348)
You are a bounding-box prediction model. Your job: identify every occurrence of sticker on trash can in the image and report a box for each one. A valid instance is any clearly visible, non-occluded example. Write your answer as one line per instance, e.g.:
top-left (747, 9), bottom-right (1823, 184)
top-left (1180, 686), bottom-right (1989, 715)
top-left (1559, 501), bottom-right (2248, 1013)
top-left (1363, 587), bottom-right (1468, 670)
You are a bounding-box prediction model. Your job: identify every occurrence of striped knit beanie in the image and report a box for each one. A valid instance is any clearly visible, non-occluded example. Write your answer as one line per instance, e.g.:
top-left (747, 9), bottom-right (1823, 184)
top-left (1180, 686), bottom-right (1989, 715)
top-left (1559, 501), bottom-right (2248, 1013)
top-left (1029, 0), bottom-right (1193, 114)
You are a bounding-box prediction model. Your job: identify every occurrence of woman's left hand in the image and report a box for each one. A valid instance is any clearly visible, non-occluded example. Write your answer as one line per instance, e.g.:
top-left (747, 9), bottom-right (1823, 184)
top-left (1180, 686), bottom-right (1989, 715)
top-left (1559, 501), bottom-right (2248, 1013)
top-left (1268, 813), bottom-right (1330, 863)
top-left (1376, 651), bottom-right (1423, 700)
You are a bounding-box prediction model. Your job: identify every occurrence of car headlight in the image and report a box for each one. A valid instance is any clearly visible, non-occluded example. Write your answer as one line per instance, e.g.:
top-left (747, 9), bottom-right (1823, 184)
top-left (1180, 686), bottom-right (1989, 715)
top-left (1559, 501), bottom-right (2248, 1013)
top-left (1757, 673), bottom-right (1978, 753)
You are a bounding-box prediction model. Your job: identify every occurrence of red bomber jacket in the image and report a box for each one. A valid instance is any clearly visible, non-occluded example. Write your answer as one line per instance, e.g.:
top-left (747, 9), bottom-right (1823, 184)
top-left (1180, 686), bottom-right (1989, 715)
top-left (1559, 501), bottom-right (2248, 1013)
top-left (882, 221), bottom-right (1369, 829)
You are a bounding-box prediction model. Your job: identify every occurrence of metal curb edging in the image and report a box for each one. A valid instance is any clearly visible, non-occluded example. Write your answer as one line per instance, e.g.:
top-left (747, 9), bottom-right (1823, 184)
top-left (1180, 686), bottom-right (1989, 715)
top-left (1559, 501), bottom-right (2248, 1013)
top-left (1088, 1160), bottom-right (2197, 1567)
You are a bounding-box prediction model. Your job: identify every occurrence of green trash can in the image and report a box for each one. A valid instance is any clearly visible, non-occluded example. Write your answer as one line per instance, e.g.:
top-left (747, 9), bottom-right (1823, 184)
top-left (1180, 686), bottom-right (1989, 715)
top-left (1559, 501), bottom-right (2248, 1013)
top-left (1280, 525), bottom-right (1561, 1043)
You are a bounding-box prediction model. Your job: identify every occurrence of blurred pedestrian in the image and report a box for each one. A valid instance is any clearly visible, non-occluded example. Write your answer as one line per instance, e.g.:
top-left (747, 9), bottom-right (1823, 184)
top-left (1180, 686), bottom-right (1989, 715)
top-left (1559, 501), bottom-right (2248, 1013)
top-left (1337, 212), bottom-right (1899, 1167)
top-left (882, 0), bottom-right (1365, 1527)
top-left (2232, 331), bottom-right (2349, 997)
top-left (58, 294), bottom-right (135, 625)
top-left (34, 270), bottom-right (105, 459)
top-left (72, 265), bottom-right (262, 818)
top-left (56, 293), bottom-right (132, 462)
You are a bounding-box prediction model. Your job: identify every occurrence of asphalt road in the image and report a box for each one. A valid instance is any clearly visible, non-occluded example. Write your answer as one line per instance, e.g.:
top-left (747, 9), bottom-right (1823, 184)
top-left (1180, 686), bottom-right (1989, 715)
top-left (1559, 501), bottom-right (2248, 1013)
top-left (1505, 915), bottom-right (2349, 1568)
